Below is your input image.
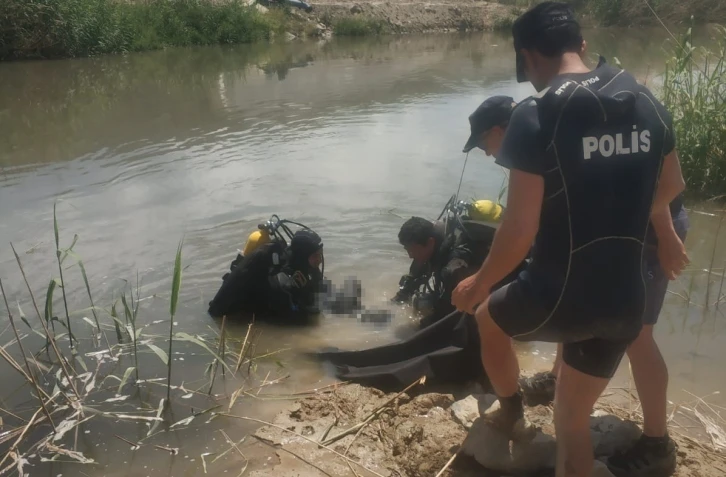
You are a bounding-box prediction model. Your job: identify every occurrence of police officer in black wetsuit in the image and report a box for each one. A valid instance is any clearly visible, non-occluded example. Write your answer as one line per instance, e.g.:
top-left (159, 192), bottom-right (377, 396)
top-left (451, 3), bottom-right (689, 476)
top-left (208, 229), bottom-right (324, 322)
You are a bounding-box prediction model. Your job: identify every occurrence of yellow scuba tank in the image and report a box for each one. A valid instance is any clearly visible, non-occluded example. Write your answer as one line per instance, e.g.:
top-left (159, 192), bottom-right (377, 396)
top-left (469, 199), bottom-right (503, 224)
top-left (242, 228), bottom-right (271, 256)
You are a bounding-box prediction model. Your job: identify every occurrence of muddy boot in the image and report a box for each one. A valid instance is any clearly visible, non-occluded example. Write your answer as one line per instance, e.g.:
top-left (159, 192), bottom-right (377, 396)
top-left (606, 434), bottom-right (678, 477)
top-left (519, 371), bottom-right (557, 407)
top-left (481, 391), bottom-right (537, 443)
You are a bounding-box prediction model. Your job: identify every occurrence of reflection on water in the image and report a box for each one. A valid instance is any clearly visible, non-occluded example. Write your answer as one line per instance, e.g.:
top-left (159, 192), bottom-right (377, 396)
top-left (0, 28), bottom-right (724, 475)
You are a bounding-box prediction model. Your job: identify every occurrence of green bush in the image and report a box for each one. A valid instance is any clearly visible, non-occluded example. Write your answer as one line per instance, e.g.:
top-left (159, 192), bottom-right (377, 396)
top-left (332, 16), bottom-right (387, 37)
top-left (0, 0), bottom-right (282, 60)
top-left (660, 25), bottom-right (726, 198)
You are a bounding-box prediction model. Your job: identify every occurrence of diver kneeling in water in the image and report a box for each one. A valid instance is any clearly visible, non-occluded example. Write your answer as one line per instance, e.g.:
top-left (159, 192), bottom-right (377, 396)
top-left (208, 217), bottom-right (324, 324)
top-left (392, 199), bottom-right (510, 330)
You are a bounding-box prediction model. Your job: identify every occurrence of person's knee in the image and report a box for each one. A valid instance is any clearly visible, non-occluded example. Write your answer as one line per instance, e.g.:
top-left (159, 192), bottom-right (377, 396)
top-left (627, 325), bottom-right (657, 354)
top-left (555, 362), bottom-right (610, 424)
top-left (475, 301), bottom-right (507, 341)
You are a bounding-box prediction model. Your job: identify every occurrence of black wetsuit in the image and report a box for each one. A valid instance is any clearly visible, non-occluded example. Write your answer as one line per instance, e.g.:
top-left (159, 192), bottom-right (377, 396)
top-left (488, 63), bottom-right (676, 378)
top-left (208, 241), bottom-right (322, 322)
top-left (395, 222), bottom-right (517, 328)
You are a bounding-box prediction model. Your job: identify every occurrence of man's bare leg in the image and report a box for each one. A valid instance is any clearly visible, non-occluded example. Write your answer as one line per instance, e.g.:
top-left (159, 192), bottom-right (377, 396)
top-left (627, 325), bottom-right (667, 437)
top-left (553, 343), bottom-right (564, 375)
top-left (476, 300), bottom-right (519, 397)
top-left (475, 301), bottom-right (536, 441)
top-left (546, 326), bottom-right (667, 436)
top-left (606, 324), bottom-right (677, 476)
top-left (554, 362), bottom-right (609, 477)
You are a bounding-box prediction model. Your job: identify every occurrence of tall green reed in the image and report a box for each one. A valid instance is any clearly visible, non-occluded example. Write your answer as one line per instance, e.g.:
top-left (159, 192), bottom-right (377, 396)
top-left (660, 25), bottom-right (726, 199)
top-left (9, 243), bottom-right (81, 401)
top-left (167, 239), bottom-right (184, 406)
top-left (53, 204), bottom-right (75, 351)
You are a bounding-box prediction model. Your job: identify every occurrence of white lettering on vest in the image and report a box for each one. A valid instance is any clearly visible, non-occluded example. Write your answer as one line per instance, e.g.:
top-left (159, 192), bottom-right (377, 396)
top-left (581, 76), bottom-right (600, 87)
top-left (631, 125), bottom-right (640, 154)
top-left (600, 136), bottom-right (615, 157)
top-left (582, 126), bottom-right (652, 160)
top-left (616, 133), bottom-right (630, 154)
top-left (583, 137), bottom-right (599, 159)
top-left (555, 81), bottom-right (574, 96)
top-left (640, 130), bottom-right (651, 152)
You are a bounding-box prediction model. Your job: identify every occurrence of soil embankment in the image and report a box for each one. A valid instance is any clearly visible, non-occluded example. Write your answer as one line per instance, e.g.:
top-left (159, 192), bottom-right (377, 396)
top-left (306, 0), bottom-right (515, 34)
top-left (246, 382), bottom-right (726, 477)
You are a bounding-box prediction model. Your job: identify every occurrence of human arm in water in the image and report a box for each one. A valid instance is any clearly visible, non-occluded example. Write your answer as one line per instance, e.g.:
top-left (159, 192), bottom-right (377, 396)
top-left (651, 150), bottom-right (689, 279)
top-left (451, 170), bottom-right (543, 314)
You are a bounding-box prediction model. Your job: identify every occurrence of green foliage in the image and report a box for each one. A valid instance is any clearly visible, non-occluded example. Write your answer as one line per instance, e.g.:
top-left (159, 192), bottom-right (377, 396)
top-left (589, 0), bottom-right (623, 27)
top-left (0, 0), bottom-right (281, 60)
top-left (660, 25), bottom-right (726, 199)
top-left (332, 16), bottom-right (387, 37)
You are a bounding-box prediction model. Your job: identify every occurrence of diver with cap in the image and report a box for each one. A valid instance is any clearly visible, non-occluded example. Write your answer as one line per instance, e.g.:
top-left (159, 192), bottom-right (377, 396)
top-left (208, 220), bottom-right (324, 323)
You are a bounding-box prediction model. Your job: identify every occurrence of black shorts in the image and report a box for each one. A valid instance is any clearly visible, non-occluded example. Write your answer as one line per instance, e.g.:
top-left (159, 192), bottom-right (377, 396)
top-left (642, 209), bottom-right (689, 325)
top-left (487, 276), bottom-right (633, 379)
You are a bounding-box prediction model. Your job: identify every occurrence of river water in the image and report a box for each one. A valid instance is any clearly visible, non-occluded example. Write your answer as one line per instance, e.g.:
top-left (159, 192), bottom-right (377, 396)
top-left (1, 28), bottom-right (725, 475)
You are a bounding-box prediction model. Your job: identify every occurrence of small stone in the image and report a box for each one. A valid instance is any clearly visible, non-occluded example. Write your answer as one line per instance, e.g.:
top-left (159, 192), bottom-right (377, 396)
top-left (284, 32), bottom-right (297, 42)
top-left (350, 4), bottom-right (363, 14)
top-left (255, 3), bottom-right (268, 13)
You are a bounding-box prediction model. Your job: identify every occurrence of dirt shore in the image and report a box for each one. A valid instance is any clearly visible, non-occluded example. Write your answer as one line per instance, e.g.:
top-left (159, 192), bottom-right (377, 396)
top-left (245, 382), bottom-right (726, 477)
top-left (303, 0), bottom-right (516, 34)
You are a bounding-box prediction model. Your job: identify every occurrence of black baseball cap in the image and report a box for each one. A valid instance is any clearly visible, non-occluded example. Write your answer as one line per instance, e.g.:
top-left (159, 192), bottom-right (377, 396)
top-left (512, 2), bottom-right (583, 83)
top-left (462, 96), bottom-right (516, 153)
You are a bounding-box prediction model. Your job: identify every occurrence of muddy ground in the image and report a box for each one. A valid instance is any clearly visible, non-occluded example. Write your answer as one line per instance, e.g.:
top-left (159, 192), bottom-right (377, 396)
top-left (289, 0), bottom-right (517, 35)
top-left (244, 383), bottom-right (726, 477)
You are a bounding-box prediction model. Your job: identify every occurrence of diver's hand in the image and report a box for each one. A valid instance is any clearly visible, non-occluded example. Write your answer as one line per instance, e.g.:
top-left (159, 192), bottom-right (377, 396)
top-left (451, 274), bottom-right (489, 315)
top-left (657, 230), bottom-right (689, 280)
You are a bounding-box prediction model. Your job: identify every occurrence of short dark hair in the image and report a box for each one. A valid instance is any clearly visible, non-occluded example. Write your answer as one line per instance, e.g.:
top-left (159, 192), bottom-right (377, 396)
top-left (398, 217), bottom-right (435, 246)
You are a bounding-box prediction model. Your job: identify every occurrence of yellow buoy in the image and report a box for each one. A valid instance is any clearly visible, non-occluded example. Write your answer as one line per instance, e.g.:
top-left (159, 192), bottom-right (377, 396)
top-left (469, 200), bottom-right (503, 223)
top-left (242, 228), bottom-right (271, 256)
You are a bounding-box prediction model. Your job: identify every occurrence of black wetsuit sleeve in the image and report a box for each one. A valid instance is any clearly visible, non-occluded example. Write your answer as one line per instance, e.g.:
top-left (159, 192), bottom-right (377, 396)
top-left (420, 245), bottom-right (476, 328)
top-left (495, 100), bottom-right (546, 176)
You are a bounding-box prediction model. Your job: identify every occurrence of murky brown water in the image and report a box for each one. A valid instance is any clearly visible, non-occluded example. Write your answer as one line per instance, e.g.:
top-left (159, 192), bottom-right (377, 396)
top-left (1, 27), bottom-right (724, 475)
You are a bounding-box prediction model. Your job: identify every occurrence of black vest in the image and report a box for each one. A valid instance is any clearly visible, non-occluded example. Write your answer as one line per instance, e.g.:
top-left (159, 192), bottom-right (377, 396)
top-left (528, 65), bottom-right (670, 337)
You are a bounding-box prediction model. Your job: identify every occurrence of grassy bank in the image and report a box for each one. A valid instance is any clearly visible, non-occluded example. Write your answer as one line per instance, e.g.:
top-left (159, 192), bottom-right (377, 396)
top-left (330, 16), bottom-right (387, 36)
top-left (0, 0), bottom-right (294, 60)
